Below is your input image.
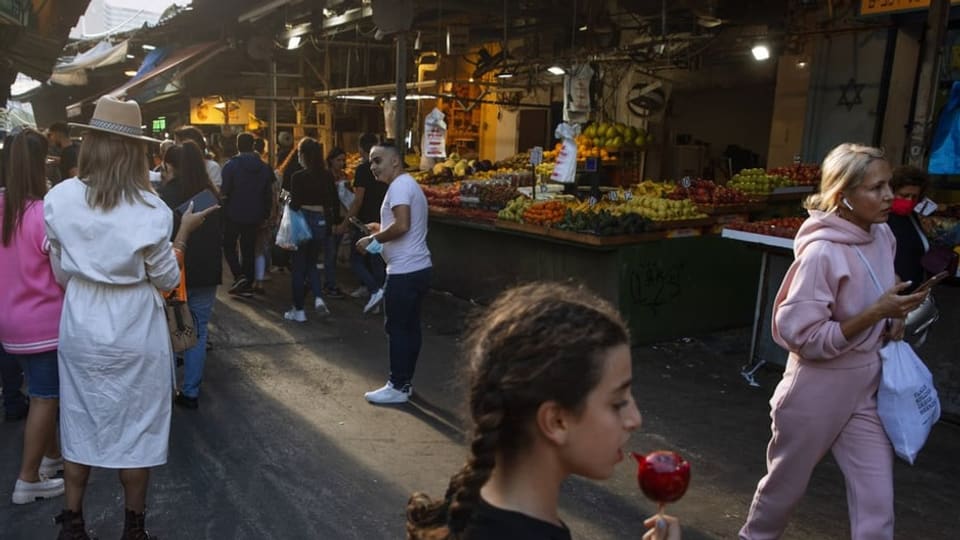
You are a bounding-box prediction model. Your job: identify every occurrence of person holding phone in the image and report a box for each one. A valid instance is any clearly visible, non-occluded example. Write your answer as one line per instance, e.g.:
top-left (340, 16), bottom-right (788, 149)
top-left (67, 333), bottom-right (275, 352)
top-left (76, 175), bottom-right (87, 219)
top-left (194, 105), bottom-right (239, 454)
top-left (158, 141), bottom-right (222, 410)
top-left (345, 133), bottom-right (387, 313)
top-left (740, 144), bottom-right (929, 540)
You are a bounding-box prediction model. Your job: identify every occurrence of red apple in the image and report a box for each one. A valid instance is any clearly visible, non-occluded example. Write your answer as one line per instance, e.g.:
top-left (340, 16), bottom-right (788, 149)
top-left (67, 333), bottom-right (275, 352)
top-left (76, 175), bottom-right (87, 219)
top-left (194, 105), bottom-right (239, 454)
top-left (631, 451), bottom-right (691, 503)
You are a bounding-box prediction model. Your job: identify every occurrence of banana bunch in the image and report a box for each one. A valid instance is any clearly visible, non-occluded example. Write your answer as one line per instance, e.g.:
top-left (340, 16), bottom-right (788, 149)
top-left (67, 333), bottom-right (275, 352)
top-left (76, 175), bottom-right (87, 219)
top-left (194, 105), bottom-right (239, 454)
top-left (633, 180), bottom-right (671, 198)
top-left (497, 196), bottom-right (533, 222)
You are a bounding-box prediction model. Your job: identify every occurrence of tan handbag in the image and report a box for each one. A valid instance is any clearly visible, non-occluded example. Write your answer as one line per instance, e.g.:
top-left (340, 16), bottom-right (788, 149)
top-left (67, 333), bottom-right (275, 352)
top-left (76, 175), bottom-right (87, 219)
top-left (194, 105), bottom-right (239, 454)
top-left (166, 301), bottom-right (198, 353)
top-left (164, 248), bottom-right (196, 353)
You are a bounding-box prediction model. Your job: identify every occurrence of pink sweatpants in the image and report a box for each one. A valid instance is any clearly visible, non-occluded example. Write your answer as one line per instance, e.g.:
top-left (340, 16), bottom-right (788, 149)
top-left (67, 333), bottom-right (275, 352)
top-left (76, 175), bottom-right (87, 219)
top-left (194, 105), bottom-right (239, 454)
top-left (740, 355), bottom-right (894, 540)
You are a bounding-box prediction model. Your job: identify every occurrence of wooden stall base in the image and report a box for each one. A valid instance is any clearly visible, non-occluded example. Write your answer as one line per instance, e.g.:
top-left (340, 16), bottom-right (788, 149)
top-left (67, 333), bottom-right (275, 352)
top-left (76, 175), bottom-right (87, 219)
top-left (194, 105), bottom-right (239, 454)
top-left (645, 217), bottom-right (716, 231)
top-left (697, 203), bottom-right (766, 215)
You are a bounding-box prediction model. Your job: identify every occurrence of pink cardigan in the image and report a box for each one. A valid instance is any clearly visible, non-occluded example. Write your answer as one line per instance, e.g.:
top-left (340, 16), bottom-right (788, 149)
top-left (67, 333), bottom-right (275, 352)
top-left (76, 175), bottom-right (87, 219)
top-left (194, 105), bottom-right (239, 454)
top-left (0, 194), bottom-right (64, 354)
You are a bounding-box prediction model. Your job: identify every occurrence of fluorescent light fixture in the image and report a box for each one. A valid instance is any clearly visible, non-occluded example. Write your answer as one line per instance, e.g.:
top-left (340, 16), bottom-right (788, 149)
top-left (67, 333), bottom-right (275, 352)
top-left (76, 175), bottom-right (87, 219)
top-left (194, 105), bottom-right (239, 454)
top-left (141, 44), bottom-right (156, 51)
top-left (751, 44), bottom-right (770, 61)
top-left (547, 66), bottom-right (566, 75)
top-left (336, 95), bottom-right (377, 101)
top-left (579, 25), bottom-right (588, 31)
top-left (126, 54), bottom-right (135, 59)
top-left (322, 8), bottom-right (335, 17)
top-left (124, 70), bottom-right (138, 77)
top-left (496, 71), bottom-right (514, 79)
top-left (214, 102), bottom-right (227, 109)
top-left (286, 36), bottom-right (302, 50)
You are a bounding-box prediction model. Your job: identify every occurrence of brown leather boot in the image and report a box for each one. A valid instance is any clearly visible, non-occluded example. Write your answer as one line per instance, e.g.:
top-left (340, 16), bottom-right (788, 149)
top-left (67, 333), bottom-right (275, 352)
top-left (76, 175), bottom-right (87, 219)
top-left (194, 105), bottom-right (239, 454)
top-left (55, 509), bottom-right (97, 540)
top-left (121, 509), bottom-right (156, 540)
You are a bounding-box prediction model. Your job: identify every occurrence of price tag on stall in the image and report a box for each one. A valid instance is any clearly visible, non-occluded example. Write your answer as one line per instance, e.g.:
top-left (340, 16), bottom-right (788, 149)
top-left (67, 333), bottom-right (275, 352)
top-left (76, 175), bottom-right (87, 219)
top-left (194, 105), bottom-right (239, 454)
top-left (607, 191), bottom-right (620, 202)
top-left (530, 146), bottom-right (543, 166)
top-left (587, 196), bottom-right (599, 207)
top-left (624, 191), bottom-right (633, 201)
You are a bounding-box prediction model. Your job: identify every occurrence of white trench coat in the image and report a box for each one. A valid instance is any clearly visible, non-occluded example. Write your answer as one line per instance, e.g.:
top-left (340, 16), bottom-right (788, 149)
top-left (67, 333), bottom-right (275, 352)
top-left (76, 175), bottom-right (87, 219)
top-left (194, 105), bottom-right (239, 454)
top-left (44, 178), bottom-right (179, 468)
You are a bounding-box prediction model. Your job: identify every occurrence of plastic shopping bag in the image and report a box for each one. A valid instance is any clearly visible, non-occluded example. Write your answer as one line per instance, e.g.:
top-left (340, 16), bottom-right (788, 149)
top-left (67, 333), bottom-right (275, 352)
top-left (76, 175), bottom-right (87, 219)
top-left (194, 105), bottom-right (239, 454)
top-left (876, 340), bottom-right (941, 464)
top-left (550, 122), bottom-right (581, 184)
top-left (929, 81), bottom-right (960, 175)
top-left (421, 107), bottom-right (448, 159)
top-left (275, 203), bottom-right (312, 250)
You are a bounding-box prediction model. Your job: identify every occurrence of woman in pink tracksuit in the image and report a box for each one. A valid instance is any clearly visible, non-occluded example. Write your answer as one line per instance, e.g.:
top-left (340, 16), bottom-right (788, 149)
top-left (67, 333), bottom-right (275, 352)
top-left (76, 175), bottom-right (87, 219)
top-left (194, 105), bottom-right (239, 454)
top-left (740, 144), bottom-right (929, 540)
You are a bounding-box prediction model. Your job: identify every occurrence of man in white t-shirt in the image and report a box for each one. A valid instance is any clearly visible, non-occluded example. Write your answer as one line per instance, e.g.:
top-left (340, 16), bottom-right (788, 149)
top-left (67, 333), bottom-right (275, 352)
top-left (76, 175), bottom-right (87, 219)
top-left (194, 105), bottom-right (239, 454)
top-left (356, 143), bottom-right (432, 404)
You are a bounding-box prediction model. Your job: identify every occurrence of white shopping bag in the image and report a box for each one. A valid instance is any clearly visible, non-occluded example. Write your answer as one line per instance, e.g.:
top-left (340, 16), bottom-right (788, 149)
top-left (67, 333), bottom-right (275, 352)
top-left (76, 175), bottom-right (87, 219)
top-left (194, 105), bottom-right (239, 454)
top-left (876, 340), bottom-right (941, 464)
top-left (421, 107), bottom-right (447, 159)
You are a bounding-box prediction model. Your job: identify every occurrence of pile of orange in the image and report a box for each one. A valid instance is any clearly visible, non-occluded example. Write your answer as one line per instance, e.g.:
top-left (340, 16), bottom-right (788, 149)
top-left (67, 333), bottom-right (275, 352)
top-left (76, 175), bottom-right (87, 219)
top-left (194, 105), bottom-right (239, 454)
top-left (522, 201), bottom-right (568, 226)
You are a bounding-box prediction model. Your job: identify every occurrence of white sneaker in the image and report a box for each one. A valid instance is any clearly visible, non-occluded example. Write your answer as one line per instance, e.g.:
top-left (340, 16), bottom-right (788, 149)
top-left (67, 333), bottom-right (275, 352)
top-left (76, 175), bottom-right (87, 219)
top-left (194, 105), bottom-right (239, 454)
top-left (39, 456), bottom-right (63, 478)
top-left (283, 309), bottom-right (307, 322)
top-left (363, 288), bottom-right (385, 314)
top-left (12, 476), bottom-right (65, 504)
top-left (314, 298), bottom-right (330, 316)
top-left (349, 286), bottom-right (368, 299)
top-left (364, 381), bottom-right (412, 404)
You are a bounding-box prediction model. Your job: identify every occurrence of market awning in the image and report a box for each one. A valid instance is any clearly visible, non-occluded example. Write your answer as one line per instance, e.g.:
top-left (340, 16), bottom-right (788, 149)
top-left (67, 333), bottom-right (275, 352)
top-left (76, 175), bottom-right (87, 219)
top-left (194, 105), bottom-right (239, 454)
top-left (66, 41), bottom-right (228, 118)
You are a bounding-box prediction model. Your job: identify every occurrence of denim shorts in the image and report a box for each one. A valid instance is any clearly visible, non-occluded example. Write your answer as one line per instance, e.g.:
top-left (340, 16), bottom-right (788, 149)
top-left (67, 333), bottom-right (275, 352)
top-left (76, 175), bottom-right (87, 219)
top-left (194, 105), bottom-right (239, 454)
top-left (17, 350), bottom-right (59, 399)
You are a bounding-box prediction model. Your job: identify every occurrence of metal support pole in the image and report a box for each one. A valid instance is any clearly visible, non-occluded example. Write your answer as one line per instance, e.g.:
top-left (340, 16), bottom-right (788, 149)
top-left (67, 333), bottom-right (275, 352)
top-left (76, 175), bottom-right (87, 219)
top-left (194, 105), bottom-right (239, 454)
top-left (395, 33), bottom-right (407, 154)
top-left (907, 0), bottom-right (950, 167)
top-left (269, 60), bottom-right (278, 169)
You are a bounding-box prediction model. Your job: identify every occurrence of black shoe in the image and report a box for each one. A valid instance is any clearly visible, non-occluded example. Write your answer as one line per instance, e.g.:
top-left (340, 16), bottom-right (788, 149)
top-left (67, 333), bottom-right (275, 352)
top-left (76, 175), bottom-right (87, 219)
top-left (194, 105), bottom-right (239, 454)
top-left (121, 508), bottom-right (156, 540)
top-left (228, 277), bottom-right (250, 295)
top-left (55, 509), bottom-right (97, 540)
top-left (323, 286), bottom-right (345, 299)
top-left (174, 392), bottom-right (198, 410)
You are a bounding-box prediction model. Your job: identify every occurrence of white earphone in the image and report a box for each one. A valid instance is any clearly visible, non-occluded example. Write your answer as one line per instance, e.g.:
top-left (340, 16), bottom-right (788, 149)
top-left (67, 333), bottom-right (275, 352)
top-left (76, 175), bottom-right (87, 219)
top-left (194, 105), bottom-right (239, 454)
top-left (842, 198), bottom-right (854, 211)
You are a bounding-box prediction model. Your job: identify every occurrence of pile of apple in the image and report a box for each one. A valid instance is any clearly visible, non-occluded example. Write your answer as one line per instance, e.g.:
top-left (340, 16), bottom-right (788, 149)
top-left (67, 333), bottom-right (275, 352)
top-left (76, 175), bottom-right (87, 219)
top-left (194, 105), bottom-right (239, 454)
top-left (769, 164), bottom-right (820, 186)
top-left (666, 179), bottom-right (749, 205)
top-left (626, 195), bottom-right (707, 221)
top-left (729, 168), bottom-right (789, 196)
top-left (727, 217), bottom-right (806, 238)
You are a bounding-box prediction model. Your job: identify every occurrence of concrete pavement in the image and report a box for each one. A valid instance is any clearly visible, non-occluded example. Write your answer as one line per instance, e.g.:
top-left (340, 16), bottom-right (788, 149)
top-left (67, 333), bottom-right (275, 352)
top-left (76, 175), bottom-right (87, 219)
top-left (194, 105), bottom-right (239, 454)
top-left (1, 272), bottom-right (958, 539)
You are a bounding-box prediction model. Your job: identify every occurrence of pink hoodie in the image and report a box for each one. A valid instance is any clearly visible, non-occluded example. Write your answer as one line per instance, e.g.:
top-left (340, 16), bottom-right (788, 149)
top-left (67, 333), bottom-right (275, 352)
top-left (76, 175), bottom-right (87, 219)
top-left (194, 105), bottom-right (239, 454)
top-left (0, 194), bottom-right (64, 354)
top-left (772, 210), bottom-right (896, 367)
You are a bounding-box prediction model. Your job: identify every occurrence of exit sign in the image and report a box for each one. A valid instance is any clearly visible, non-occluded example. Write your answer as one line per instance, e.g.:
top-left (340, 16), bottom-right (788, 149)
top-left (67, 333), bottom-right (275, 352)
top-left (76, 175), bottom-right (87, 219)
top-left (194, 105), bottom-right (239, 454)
top-left (861, 0), bottom-right (959, 16)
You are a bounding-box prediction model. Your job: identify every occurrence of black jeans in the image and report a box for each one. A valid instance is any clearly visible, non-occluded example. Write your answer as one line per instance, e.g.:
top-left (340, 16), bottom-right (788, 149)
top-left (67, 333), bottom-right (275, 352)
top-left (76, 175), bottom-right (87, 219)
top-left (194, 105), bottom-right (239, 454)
top-left (223, 219), bottom-right (259, 283)
top-left (384, 267), bottom-right (431, 389)
top-left (0, 345), bottom-right (27, 415)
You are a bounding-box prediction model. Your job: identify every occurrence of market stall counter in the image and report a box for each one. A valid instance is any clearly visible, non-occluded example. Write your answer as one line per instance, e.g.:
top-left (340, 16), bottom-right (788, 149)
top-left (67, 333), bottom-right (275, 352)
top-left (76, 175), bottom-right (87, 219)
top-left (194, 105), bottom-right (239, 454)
top-left (426, 213), bottom-right (762, 345)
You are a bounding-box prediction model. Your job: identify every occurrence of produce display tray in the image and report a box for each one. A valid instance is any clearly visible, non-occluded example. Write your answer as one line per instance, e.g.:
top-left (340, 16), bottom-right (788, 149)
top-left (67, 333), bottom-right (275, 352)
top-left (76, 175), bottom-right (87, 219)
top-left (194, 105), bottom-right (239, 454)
top-left (721, 228), bottom-right (794, 250)
top-left (645, 217), bottom-right (716, 231)
top-left (494, 220), bottom-right (663, 246)
top-left (697, 203), bottom-right (766, 215)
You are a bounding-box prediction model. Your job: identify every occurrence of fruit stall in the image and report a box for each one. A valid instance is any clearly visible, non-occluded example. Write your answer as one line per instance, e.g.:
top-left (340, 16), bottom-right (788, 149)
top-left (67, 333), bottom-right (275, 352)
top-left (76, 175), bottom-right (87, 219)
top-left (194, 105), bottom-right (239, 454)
top-left (413, 149), bottom-right (826, 344)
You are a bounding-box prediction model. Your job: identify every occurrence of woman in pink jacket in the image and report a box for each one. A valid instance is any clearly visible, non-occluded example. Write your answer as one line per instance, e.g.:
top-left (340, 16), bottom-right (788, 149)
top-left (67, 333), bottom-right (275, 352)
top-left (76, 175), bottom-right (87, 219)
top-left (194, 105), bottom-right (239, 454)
top-left (0, 127), bottom-right (65, 504)
top-left (740, 144), bottom-right (928, 540)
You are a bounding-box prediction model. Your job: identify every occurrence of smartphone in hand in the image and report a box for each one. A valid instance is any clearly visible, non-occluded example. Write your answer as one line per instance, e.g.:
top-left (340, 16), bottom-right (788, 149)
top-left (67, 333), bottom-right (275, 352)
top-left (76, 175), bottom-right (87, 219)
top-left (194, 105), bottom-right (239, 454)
top-left (176, 189), bottom-right (219, 215)
top-left (914, 271), bottom-right (949, 294)
top-left (348, 216), bottom-right (370, 234)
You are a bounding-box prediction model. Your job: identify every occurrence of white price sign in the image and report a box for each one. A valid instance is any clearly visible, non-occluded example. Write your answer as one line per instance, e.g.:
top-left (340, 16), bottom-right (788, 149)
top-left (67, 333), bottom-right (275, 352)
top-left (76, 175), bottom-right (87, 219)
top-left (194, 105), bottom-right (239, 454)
top-left (530, 146), bottom-right (543, 166)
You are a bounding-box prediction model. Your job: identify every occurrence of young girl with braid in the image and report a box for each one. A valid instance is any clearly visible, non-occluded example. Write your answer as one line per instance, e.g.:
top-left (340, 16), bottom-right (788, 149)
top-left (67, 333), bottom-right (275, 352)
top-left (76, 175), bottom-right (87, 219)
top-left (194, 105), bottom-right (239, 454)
top-left (406, 283), bottom-right (681, 540)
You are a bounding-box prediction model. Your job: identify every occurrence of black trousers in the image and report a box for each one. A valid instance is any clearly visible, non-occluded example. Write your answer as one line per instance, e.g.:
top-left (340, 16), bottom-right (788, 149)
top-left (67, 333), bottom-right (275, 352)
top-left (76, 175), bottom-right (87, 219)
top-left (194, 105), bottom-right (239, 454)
top-left (223, 219), bottom-right (258, 283)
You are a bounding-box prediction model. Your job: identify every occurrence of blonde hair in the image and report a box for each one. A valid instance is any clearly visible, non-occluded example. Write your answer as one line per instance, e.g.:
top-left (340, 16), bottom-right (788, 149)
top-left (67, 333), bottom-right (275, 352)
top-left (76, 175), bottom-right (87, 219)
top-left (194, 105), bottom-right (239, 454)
top-left (805, 143), bottom-right (886, 212)
top-left (78, 131), bottom-right (154, 210)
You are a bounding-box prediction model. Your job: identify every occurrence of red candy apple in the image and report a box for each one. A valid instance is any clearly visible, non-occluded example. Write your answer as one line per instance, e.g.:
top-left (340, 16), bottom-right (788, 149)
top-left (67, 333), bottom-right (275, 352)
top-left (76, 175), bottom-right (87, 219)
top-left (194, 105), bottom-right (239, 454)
top-left (631, 450), bottom-right (691, 504)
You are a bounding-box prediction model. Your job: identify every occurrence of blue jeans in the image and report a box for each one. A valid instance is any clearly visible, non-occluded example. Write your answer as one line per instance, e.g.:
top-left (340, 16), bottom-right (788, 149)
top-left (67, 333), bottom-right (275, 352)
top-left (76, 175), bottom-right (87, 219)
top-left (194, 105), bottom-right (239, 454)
top-left (351, 229), bottom-right (385, 292)
top-left (17, 350), bottom-right (59, 398)
top-left (384, 267), bottom-right (432, 389)
top-left (323, 232), bottom-right (342, 290)
top-left (0, 345), bottom-right (28, 414)
top-left (291, 209), bottom-right (327, 310)
top-left (182, 285), bottom-right (217, 398)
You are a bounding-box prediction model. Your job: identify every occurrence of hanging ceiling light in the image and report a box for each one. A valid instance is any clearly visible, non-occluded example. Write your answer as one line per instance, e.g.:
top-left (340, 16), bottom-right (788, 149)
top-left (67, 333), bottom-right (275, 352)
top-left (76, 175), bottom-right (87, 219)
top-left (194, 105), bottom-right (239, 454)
top-left (286, 35), bottom-right (302, 50)
top-left (496, 71), bottom-right (514, 79)
top-left (751, 44), bottom-right (770, 61)
top-left (547, 66), bottom-right (566, 75)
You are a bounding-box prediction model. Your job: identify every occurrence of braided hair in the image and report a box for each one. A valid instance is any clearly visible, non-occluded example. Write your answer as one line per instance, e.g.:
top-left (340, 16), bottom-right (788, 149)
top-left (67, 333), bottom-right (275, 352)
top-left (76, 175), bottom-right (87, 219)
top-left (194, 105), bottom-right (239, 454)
top-left (406, 282), bottom-right (629, 539)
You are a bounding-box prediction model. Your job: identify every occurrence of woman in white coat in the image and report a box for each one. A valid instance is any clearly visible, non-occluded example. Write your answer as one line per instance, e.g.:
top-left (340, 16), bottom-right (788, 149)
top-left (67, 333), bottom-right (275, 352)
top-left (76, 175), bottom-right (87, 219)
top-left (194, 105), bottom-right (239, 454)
top-left (44, 96), bottom-right (216, 540)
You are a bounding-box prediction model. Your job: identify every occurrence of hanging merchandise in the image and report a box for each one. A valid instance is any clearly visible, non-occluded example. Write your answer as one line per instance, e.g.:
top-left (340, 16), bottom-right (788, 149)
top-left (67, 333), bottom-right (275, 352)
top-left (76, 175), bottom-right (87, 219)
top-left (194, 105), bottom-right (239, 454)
top-left (421, 107), bottom-right (448, 159)
top-left (383, 100), bottom-right (397, 140)
top-left (550, 122), bottom-right (581, 184)
top-left (563, 64), bottom-right (593, 124)
top-left (929, 81), bottom-right (960, 175)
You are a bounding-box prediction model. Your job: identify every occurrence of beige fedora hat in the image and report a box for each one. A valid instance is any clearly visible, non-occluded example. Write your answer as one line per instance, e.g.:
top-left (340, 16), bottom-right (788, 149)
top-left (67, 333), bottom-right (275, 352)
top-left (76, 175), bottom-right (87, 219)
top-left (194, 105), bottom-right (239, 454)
top-left (69, 95), bottom-right (159, 143)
